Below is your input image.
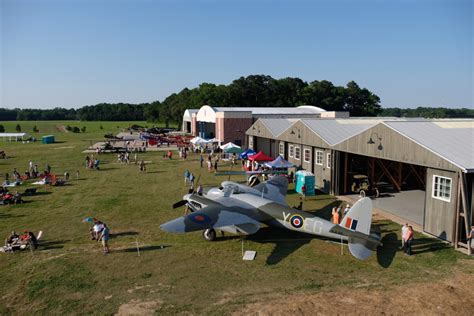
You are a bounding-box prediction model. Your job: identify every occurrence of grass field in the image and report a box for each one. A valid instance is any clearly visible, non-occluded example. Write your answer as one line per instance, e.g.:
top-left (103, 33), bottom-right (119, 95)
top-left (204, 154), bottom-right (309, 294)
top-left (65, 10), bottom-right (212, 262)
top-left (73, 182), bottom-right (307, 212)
top-left (0, 121), bottom-right (473, 314)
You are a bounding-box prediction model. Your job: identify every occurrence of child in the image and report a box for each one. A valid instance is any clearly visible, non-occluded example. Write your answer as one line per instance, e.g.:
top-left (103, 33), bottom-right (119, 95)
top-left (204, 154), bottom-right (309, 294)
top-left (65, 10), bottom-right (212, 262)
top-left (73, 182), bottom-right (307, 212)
top-left (99, 224), bottom-right (110, 254)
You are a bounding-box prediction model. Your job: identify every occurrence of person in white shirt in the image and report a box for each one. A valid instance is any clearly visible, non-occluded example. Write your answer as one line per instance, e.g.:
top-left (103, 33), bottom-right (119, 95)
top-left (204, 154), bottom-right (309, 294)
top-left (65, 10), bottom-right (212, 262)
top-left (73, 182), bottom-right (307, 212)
top-left (401, 223), bottom-right (409, 249)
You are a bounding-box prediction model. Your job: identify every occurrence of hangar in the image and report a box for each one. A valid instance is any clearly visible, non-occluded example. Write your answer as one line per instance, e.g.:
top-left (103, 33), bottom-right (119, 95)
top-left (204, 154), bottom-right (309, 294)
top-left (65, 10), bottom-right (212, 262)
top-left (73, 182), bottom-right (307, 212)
top-left (246, 118), bottom-right (474, 254)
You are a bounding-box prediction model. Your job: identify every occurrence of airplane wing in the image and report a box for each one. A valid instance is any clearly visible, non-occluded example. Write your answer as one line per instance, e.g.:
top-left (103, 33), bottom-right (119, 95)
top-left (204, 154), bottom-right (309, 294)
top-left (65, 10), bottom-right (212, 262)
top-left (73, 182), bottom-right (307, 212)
top-left (160, 205), bottom-right (261, 233)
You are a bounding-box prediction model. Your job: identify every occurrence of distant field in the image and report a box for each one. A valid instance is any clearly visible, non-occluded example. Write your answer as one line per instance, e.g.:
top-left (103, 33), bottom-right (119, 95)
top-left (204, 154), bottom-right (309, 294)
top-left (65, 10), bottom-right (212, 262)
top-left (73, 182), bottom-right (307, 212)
top-left (0, 121), bottom-right (472, 314)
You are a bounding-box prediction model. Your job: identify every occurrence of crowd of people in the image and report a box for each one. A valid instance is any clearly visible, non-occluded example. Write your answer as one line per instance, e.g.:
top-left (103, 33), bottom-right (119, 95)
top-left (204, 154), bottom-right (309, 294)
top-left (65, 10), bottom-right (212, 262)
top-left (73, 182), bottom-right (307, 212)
top-left (85, 155), bottom-right (100, 170)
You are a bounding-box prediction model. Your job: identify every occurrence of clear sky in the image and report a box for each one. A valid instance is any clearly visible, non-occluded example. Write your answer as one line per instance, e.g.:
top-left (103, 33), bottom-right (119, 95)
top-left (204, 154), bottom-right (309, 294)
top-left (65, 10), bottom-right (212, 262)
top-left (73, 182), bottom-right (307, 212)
top-left (1, 0), bottom-right (472, 109)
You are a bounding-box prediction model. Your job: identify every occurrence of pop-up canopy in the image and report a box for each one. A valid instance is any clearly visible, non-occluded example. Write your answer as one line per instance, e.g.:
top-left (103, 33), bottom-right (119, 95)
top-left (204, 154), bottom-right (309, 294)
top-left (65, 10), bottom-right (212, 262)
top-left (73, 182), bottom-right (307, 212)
top-left (264, 155), bottom-right (295, 168)
top-left (239, 149), bottom-right (256, 159)
top-left (248, 151), bottom-right (273, 162)
top-left (220, 142), bottom-right (243, 153)
top-left (190, 136), bottom-right (209, 145)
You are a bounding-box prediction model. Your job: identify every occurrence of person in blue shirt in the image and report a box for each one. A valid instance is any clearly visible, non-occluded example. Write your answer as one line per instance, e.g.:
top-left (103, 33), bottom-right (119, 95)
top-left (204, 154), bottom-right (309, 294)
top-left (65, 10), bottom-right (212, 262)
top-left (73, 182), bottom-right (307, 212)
top-left (100, 224), bottom-right (110, 254)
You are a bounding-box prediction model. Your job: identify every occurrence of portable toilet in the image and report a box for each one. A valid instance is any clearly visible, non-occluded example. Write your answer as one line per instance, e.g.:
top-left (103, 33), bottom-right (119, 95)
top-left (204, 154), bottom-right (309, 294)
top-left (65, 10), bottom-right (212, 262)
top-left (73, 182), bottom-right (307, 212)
top-left (295, 170), bottom-right (315, 196)
top-left (42, 135), bottom-right (55, 144)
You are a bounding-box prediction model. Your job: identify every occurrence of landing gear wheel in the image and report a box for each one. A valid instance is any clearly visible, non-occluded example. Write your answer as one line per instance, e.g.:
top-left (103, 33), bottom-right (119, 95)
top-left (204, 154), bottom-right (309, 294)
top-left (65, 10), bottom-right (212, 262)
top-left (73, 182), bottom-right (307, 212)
top-left (359, 190), bottom-right (366, 198)
top-left (374, 188), bottom-right (380, 198)
top-left (202, 229), bottom-right (216, 241)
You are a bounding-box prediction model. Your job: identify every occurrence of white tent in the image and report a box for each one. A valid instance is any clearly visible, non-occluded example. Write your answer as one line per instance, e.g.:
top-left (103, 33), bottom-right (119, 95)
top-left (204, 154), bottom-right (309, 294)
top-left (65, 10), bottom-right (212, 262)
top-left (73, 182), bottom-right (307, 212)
top-left (190, 136), bottom-right (209, 145)
top-left (219, 142), bottom-right (241, 150)
top-left (0, 133), bottom-right (29, 142)
top-left (207, 138), bottom-right (219, 143)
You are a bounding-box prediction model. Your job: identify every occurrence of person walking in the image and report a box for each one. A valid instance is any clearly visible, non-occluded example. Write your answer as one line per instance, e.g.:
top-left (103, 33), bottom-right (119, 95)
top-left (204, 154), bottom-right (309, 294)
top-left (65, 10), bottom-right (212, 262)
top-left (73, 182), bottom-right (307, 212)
top-left (200, 154), bottom-right (204, 168)
top-left (214, 160), bottom-right (218, 173)
top-left (184, 170), bottom-right (190, 185)
top-left (401, 223), bottom-right (409, 250)
top-left (403, 226), bottom-right (414, 255)
top-left (99, 224), bottom-right (110, 254)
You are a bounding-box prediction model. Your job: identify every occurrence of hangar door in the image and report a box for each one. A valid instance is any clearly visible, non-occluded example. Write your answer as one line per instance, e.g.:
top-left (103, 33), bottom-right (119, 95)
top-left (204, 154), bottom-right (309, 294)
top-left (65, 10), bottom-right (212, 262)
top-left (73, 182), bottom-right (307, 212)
top-left (339, 153), bottom-right (426, 225)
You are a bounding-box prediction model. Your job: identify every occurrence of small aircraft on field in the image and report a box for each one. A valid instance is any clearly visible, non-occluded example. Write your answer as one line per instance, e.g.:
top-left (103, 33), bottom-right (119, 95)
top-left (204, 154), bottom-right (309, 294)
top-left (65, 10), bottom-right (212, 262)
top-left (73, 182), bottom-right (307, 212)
top-left (161, 176), bottom-right (382, 260)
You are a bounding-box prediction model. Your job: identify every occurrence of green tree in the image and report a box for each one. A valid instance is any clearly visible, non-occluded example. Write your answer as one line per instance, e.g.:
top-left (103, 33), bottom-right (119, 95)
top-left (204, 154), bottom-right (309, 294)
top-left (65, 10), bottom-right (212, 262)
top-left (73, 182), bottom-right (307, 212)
top-left (0, 125), bottom-right (4, 133)
top-left (81, 126), bottom-right (87, 133)
top-left (32, 125), bottom-right (39, 133)
top-left (15, 124), bottom-right (21, 132)
top-left (72, 126), bottom-right (80, 133)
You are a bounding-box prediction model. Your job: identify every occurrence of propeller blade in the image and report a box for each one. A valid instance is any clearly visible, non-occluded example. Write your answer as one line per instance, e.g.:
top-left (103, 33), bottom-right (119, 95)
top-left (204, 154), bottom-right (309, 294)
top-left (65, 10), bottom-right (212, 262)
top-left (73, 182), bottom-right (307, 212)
top-left (172, 200), bottom-right (188, 209)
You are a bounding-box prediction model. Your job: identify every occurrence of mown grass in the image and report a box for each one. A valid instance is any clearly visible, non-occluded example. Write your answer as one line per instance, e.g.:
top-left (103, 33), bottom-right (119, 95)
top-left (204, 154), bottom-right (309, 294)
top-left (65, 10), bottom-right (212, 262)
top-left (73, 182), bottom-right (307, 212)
top-left (0, 121), bottom-right (472, 314)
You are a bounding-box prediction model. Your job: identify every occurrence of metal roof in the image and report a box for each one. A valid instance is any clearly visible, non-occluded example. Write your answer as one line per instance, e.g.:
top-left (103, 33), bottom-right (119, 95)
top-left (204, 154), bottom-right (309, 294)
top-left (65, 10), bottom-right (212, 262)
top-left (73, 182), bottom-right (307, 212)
top-left (213, 105), bottom-right (325, 115)
top-left (259, 118), bottom-right (298, 137)
top-left (383, 120), bottom-right (474, 172)
top-left (300, 119), bottom-right (380, 145)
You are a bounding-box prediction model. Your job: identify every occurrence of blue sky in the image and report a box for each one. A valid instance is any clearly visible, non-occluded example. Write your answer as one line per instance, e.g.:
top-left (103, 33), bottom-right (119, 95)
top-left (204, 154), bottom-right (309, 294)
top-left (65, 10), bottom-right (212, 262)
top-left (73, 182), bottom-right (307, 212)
top-left (1, 0), bottom-right (472, 109)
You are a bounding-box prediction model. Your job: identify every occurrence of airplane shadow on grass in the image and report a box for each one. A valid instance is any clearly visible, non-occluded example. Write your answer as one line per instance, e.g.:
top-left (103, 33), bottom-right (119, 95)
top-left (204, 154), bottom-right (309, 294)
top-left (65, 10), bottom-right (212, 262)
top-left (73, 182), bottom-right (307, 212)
top-left (215, 200), bottom-right (341, 265)
top-left (247, 226), bottom-right (316, 265)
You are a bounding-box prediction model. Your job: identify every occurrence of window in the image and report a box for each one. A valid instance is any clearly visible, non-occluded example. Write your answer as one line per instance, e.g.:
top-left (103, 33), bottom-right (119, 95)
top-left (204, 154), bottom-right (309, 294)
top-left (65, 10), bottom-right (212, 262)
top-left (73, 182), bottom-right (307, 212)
top-left (304, 148), bottom-right (310, 163)
top-left (289, 145), bottom-right (294, 158)
top-left (326, 153), bottom-right (331, 168)
top-left (279, 143), bottom-right (284, 156)
top-left (315, 150), bottom-right (323, 165)
top-left (294, 147), bottom-right (301, 160)
top-left (432, 175), bottom-right (452, 202)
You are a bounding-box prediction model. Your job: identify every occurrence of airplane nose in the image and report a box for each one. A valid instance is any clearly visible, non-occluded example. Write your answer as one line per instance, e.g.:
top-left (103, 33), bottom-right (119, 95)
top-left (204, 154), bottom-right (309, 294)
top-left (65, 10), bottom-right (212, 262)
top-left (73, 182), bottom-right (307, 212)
top-left (160, 217), bottom-right (186, 233)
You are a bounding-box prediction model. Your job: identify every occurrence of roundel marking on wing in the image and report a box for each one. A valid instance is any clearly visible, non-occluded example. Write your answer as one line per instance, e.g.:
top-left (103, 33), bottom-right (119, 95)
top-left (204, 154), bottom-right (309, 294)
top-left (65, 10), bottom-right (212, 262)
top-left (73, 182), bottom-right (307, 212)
top-left (188, 212), bottom-right (212, 224)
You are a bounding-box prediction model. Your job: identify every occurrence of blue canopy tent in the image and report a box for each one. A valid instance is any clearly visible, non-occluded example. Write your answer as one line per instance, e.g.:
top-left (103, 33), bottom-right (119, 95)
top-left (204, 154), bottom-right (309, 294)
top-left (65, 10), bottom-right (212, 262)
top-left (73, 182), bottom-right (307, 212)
top-left (239, 149), bottom-right (256, 159)
top-left (264, 155), bottom-right (295, 168)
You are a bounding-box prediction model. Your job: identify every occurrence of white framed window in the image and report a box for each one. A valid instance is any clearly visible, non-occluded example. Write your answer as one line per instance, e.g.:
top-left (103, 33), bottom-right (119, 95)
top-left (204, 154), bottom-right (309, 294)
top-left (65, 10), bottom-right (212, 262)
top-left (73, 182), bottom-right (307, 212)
top-left (279, 143), bottom-right (284, 156)
top-left (432, 175), bottom-right (452, 202)
top-left (304, 148), bottom-right (310, 163)
top-left (315, 150), bottom-right (323, 165)
top-left (326, 153), bottom-right (331, 168)
top-left (294, 147), bottom-right (301, 160)
top-left (289, 145), bottom-right (294, 158)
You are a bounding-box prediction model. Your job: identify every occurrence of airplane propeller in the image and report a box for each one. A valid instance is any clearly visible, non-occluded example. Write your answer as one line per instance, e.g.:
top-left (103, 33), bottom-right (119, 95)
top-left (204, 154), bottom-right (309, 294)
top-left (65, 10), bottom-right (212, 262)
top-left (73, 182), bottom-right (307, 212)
top-left (172, 200), bottom-right (188, 209)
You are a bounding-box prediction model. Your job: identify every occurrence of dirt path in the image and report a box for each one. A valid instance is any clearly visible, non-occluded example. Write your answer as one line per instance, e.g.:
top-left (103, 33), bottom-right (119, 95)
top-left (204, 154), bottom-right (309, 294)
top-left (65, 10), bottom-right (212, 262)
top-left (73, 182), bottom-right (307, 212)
top-left (234, 270), bottom-right (474, 315)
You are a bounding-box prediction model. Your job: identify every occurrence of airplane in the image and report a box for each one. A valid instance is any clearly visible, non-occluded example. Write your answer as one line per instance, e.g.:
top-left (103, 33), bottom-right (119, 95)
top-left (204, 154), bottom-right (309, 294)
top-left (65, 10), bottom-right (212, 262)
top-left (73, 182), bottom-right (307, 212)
top-left (161, 176), bottom-right (382, 260)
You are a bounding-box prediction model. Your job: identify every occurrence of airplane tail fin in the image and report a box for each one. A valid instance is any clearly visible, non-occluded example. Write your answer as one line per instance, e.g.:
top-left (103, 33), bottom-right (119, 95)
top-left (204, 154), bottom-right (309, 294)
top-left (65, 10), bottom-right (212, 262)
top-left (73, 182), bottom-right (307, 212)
top-left (340, 198), bottom-right (380, 260)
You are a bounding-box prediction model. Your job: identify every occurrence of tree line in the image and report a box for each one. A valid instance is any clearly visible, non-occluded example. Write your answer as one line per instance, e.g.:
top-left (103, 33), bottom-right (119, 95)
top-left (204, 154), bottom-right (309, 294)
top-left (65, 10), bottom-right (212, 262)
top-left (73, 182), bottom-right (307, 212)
top-left (379, 107), bottom-right (474, 118)
top-left (0, 75), bottom-right (471, 125)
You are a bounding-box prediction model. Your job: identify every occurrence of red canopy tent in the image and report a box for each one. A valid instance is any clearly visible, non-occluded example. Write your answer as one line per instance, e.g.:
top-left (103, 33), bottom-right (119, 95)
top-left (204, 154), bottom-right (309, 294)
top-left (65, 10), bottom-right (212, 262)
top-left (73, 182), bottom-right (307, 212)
top-left (247, 151), bottom-right (273, 162)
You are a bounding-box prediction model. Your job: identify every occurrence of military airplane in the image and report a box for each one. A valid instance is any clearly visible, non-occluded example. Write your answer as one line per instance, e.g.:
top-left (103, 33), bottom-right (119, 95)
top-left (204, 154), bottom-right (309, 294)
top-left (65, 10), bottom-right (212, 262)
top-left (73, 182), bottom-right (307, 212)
top-left (161, 176), bottom-right (381, 260)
